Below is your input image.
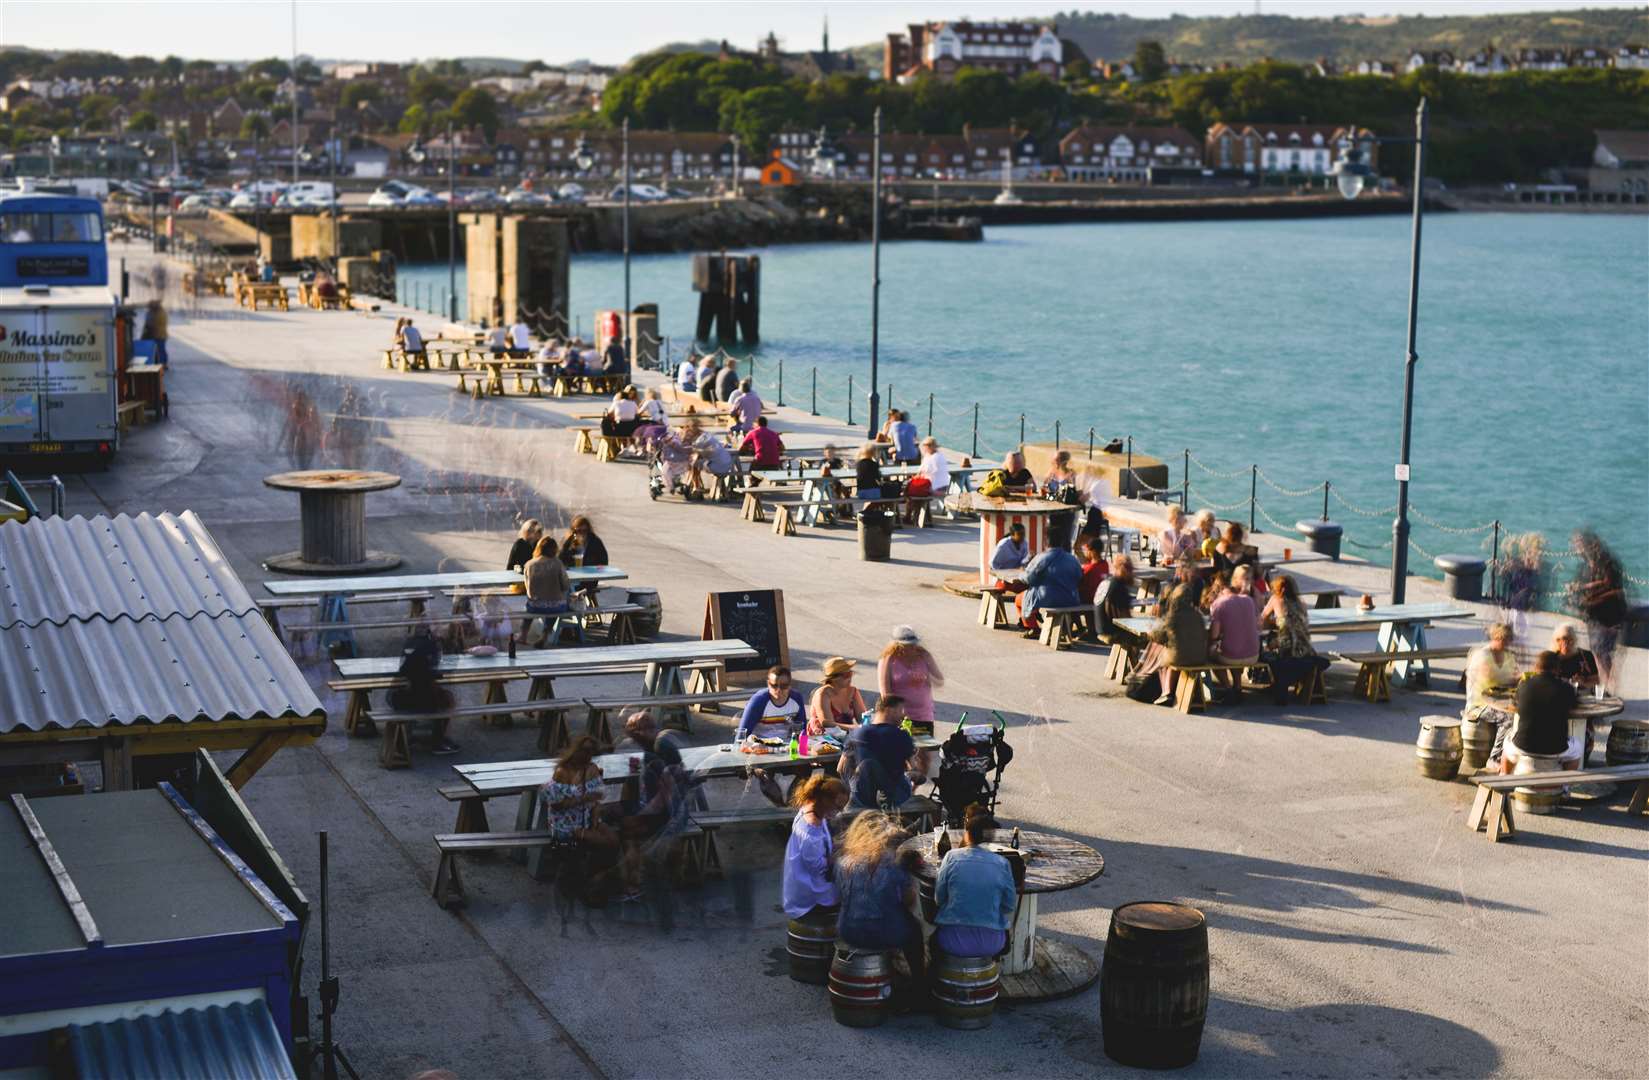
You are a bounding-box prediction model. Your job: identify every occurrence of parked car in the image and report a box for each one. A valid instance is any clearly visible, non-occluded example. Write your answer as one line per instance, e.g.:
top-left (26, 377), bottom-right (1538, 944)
top-left (367, 180), bottom-right (440, 207)
top-left (177, 194), bottom-right (215, 212)
top-left (605, 183), bottom-right (667, 202)
top-left (556, 182), bottom-right (586, 203)
top-left (228, 191), bottom-right (261, 209)
top-left (503, 188), bottom-right (549, 207)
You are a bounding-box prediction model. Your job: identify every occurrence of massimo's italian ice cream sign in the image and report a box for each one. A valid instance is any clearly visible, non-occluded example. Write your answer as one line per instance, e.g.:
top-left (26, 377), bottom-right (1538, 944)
top-left (0, 310), bottom-right (109, 390)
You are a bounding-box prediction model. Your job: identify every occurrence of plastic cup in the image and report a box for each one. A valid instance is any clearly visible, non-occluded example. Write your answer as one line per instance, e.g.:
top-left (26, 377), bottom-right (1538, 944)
top-left (629, 754), bottom-right (641, 774)
top-left (1283, 547), bottom-right (1293, 560)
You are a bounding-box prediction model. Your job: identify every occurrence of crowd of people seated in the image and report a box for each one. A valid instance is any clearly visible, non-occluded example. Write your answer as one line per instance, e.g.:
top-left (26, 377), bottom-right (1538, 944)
top-left (1464, 621), bottom-right (1599, 774)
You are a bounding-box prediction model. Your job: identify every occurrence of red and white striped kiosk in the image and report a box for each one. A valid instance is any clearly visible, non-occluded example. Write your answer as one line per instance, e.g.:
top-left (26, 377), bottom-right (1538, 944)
top-left (963, 494), bottom-right (1076, 585)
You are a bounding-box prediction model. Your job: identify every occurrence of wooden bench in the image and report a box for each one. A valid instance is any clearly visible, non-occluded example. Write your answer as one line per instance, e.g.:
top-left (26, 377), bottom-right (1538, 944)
top-left (687, 795), bottom-right (939, 879)
top-left (257, 589), bottom-right (434, 641)
top-left (583, 689), bottom-right (750, 744)
top-left (1036, 605), bottom-right (1095, 650)
top-left (328, 669), bottom-right (530, 737)
top-left (244, 283), bottom-right (288, 311)
top-left (366, 699), bottom-right (579, 768)
top-left (116, 399), bottom-right (147, 432)
top-left (1302, 587), bottom-right (1355, 609)
top-left (1339, 646), bottom-right (1472, 703)
top-left (1168, 660), bottom-right (1275, 714)
top-left (438, 781), bottom-right (494, 834)
top-left (432, 830), bottom-right (561, 908)
top-left (1467, 764), bottom-right (1649, 842)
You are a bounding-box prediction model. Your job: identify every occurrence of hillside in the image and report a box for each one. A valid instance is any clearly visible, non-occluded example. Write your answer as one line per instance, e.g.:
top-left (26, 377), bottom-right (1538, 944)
top-left (1043, 8), bottom-right (1649, 65)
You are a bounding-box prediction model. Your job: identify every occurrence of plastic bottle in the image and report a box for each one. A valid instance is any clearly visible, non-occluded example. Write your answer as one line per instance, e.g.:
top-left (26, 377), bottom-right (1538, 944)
top-left (507, 633), bottom-right (516, 660)
top-left (788, 732), bottom-right (799, 759)
top-left (798, 726), bottom-right (810, 756)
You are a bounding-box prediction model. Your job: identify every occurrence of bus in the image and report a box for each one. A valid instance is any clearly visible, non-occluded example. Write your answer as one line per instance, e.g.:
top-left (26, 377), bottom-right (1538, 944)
top-left (0, 189), bottom-right (119, 461)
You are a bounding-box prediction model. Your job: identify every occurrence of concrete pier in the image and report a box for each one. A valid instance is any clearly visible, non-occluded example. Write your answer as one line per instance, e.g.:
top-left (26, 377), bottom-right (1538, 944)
top-left (46, 242), bottom-right (1649, 1079)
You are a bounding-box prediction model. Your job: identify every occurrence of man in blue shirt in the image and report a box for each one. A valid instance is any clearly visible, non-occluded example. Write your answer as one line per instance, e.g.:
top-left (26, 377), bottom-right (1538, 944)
top-left (889, 410), bottom-right (920, 465)
top-left (990, 523), bottom-right (1029, 572)
top-left (1018, 542), bottom-right (1083, 637)
top-left (844, 695), bottom-right (917, 809)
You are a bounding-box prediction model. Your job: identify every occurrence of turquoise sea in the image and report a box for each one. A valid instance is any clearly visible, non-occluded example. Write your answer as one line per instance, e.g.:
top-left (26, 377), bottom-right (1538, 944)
top-left (400, 212), bottom-right (1649, 589)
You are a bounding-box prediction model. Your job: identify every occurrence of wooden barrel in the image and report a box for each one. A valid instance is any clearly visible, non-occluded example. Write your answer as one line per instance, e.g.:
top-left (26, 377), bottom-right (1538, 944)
top-left (786, 917), bottom-right (836, 985)
top-left (1606, 719), bottom-right (1649, 765)
top-left (1101, 901), bottom-right (1209, 1069)
top-left (828, 948), bottom-right (893, 1028)
top-left (1460, 718), bottom-right (1495, 770)
top-left (931, 952), bottom-right (1000, 1030)
top-left (1511, 753), bottom-right (1564, 815)
top-left (1415, 716), bottom-right (1463, 780)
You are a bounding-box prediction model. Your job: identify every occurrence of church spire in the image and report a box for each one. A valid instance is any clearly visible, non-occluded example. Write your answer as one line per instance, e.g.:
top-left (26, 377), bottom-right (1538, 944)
top-left (823, 12), bottom-right (829, 54)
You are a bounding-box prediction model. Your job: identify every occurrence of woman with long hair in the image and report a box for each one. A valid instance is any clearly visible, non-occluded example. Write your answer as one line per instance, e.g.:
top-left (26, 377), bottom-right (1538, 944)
top-left (809, 656), bottom-right (867, 732)
top-left (1570, 529), bottom-right (1626, 695)
top-left (540, 735), bottom-right (613, 846)
top-left (1260, 573), bottom-right (1319, 704)
top-left (783, 774), bottom-right (849, 923)
top-left (507, 518), bottom-right (543, 573)
top-left (835, 811), bottom-right (925, 992)
top-left (932, 804), bottom-right (1018, 960)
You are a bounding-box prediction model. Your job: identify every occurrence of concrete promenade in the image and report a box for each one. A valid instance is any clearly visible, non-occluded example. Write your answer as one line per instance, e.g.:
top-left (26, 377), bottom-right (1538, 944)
top-left (61, 245), bottom-right (1648, 1078)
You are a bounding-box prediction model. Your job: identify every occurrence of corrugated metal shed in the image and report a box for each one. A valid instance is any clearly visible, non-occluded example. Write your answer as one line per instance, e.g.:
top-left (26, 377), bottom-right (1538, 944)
top-left (0, 610), bottom-right (322, 734)
top-left (0, 511), bottom-right (257, 630)
top-left (0, 512), bottom-right (322, 735)
top-left (66, 1001), bottom-right (298, 1080)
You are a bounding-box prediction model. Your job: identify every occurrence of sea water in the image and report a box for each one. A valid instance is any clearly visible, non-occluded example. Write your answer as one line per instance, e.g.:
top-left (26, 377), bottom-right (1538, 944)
top-left (401, 212), bottom-right (1648, 586)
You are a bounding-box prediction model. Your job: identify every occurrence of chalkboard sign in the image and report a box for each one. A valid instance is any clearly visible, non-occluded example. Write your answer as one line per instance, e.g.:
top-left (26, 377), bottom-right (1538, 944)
top-left (703, 589), bottom-right (789, 684)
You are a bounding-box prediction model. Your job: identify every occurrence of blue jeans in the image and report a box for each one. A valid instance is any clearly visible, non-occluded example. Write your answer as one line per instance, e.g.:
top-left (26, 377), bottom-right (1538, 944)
top-left (849, 756), bottom-right (912, 809)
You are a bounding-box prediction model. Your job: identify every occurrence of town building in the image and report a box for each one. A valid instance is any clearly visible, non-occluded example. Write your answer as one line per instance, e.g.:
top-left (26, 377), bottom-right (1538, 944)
top-left (1455, 47), bottom-right (1511, 75)
top-left (883, 20), bottom-right (1062, 82)
top-left (1355, 60), bottom-right (1399, 77)
top-left (1403, 51), bottom-right (1455, 73)
top-left (1514, 47), bottom-right (1568, 71)
top-left (1059, 125), bottom-right (1201, 181)
top-left (1589, 129), bottom-right (1649, 194)
top-left (1615, 45), bottom-right (1649, 69)
top-left (1203, 122), bottom-right (1377, 177)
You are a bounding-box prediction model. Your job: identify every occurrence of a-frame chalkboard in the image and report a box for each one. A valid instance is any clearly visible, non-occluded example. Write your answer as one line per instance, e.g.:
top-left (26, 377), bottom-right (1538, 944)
top-left (702, 589), bottom-right (789, 686)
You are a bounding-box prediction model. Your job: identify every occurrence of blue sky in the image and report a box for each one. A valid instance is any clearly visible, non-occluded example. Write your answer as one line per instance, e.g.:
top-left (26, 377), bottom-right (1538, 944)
top-left (1, 1), bottom-right (1642, 67)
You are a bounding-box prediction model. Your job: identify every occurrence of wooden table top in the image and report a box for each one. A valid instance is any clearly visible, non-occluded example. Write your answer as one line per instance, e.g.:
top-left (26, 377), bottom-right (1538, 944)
top-left (458, 734), bottom-right (942, 795)
top-left (337, 637), bottom-right (755, 680)
top-left (955, 495), bottom-right (1075, 515)
top-left (1117, 602), bottom-right (1471, 639)
top-left (264, 566), bottom-right (625, 596)
top-left (264, 469), bottom-right (402, 493)
top-left (901, 829), bottom-right (1105, 894)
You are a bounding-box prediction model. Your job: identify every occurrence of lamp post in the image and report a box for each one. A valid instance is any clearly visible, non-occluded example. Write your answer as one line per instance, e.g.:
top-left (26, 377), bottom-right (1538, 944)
top-left (622, 116), bottom-right (630, 360)
top-left (446, 120), bottom-right (457, 323)
top-left (1330, 98), bottom-right (1428, 604)
top-left (867, 107), bottom-right (882, 439)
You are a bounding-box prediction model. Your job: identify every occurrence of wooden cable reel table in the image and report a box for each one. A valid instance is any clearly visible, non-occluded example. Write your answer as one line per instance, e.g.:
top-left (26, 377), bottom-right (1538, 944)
top-left (902, 829), bottom-right (1105, 1002)
top-left (263, 469), bottom-right (403, 574)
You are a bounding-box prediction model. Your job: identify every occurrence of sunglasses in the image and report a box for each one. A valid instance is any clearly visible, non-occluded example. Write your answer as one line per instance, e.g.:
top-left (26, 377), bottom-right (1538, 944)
top-left (768, 680), bottom-right (792, 690)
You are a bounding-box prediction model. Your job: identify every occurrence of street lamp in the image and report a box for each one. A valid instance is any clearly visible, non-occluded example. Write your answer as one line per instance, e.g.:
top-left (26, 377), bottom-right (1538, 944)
top-left (867, 106), bottom-right (882, 439)
top-left (622, 117), bottom-right (630, 360)
top-left (446, 120), bottom-right (457, 323)
top-left (572, 133), bottom-right (594, 174)
top-left (1331, 97), bottom-right (1429, 604)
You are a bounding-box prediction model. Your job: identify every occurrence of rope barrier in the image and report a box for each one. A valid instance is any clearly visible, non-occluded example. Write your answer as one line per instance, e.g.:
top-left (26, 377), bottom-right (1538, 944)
top-left (1327, 488), bottom-right (1398, 518)
top-left (1342, 534), bottom-right (1395, 553)
top-left (1185, 451), bottom-right (1252, 480)
top-left (1186, 489), bottom-right (1252, 512)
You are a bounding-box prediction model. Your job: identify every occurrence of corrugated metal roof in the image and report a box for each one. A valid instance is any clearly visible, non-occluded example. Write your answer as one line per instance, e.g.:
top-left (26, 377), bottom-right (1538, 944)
top-left (0, 610), bottom-right (323, 734)
top-left (0, 511), bottom-right (257, 630)
top-left (67, 1000), bottom-right (298, 1080)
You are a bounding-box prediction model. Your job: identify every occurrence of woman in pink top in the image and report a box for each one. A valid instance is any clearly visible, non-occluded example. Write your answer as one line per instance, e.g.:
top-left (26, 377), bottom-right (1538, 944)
top-left (1159, 504), bottom-right (1196, 563)
top-left (879, 625), bottom-right (944, 778)
top-left (1208, 565), bottom-right (1261, 665)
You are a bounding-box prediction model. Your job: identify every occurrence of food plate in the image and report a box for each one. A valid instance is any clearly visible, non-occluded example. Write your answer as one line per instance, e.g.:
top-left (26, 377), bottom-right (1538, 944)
top-left (467, 645), bottom-right (499, 657)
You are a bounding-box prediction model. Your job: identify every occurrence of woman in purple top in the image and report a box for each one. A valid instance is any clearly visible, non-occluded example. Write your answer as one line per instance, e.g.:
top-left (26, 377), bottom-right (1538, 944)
top-left (1209, 565), bottom-right (1261, 665)
top-left (783, 775), bottom-right (848, 921)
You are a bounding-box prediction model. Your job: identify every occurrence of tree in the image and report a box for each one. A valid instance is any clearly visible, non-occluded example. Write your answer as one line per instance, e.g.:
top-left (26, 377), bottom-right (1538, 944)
top-left (720, 85), bottom-right (800, 157)
top-left (449, 87), bottom-right (500, 139)
top-left (127, 110), bottom-right (160, 133)
top-left (1133, 40), bottom-right (1168, 83)
top-left (340, 81), bottom-right (379, 110)
top-left (159, 55), bottom-right (184, 80)
top-left (398, 103), bottom-right (432, 135)
top-left (247, 58), bottom-right (290, 81)
top-left (240, 114), bottom-right (269, 139)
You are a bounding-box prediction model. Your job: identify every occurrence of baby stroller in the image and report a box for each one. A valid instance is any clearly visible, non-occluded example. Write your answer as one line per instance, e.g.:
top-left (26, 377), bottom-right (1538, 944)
top-left (647, 433), bottom-right (699, 501)
top-left (934, 711), bottom-right (1014, 828)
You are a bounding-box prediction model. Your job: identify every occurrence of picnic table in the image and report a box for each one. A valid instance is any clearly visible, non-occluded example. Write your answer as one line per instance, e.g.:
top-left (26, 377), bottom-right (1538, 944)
top-left (1115, 601), bottom-right (1473, 687)
top-left (902, 829), bottom-right (1105, 1002)
top-left (264, 566), bottom-right (626, 597)
top-left (338, 637), bottom-right (753, 696)
top-left (453, 733), bottom-right (942, 835)
top-left (749, 464), bottom-right (988, 526)
top-left (263, 469), bottom-right (403, 574)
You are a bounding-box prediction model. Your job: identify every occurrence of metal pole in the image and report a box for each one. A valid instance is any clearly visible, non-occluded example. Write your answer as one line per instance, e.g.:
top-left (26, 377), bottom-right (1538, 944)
top-left (1323, 481), bottom-right (1330, 521)
top-left (446, 120), bottom-right (456, 322)
top-left (1125, 436), bottom-right (1133, 498)
top-left (1490, 520), bottom-right (1501, 600)
top-left (867, 107), bottom-right (881, 440)
top-left (971, 403), bottom-right (979, 458)
top-left (329, 119), bottom-right (339, 269)
top-left (1088, 428), bottom-right (1094, 459)
top-left (777, 355), bottom-right (784, 406)
top-left (622, 117), bottom-right (631, 360)
top-left (1055, 419), bottom-right (1061, 452)
top-left (927, 393), bottom-right (934, 437)
top-left (847, 373), bottom-right (854, 427)
top-left (811, 367), bottom-right (817, 415)
top-left (1250, 464), bottom-right (1258, 534)
top-left (1018, 414), bottom-right (1025, 448)
top-left (1390, 97), bottom-right (1428, 606)
top-left (1182, 448), bottom-right (1190, 510)
top-left (291, 0), bottom-right (299, 185)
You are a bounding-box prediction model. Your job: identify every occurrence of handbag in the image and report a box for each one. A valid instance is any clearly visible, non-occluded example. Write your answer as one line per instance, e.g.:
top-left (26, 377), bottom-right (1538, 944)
top-left (978, 469), bottom-right (1009, 498)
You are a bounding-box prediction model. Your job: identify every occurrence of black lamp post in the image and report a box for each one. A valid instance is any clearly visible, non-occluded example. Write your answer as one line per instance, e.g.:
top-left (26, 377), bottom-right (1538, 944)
top-left (867, 107), bottom-right (882, 439)
top-left (622, 117), bottom-right (631, 359)
top-left (1330, 97), bottom-right (1429, 604)
top-left (446, 120), bottom-right (457, 322)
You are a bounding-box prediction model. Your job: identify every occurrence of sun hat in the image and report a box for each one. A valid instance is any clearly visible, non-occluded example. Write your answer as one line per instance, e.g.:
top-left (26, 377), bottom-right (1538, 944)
top-left (822, 656), bottom-right (856, 679)
top-left (891, 625), bottom-right (920, 645)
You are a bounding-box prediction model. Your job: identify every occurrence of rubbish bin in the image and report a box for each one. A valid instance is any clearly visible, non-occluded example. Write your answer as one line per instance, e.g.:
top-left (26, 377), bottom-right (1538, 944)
top-left (1433, 555), bottom-right (1486, 601)
top-left (858, 507), bottom-right (893, 562)
top-left (1295, 519), bottom-right (1344, 561)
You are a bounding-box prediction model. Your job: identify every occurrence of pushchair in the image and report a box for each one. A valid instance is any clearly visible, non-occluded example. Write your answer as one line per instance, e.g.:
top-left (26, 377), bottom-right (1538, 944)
top-left (933, 711), bottom-right (1014, 828)
top-left (647, 433), bottom-right (699, 501)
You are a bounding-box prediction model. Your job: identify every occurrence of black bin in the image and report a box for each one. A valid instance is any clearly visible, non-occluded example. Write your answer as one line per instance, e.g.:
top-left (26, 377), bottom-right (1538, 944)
top-left (858, 508), bottom-right (893, 561)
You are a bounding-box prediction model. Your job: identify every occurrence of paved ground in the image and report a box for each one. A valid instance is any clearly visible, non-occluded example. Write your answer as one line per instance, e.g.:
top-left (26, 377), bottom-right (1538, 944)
top-left (54, 246), bottom-right (1649, 1078)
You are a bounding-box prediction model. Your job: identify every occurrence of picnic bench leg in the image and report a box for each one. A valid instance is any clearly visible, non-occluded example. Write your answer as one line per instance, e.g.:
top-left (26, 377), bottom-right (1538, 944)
top-left (454, 797), bottom-right (490, 834)
top-left (1487, 791), bottom-right (1515, 842)
top-left (433, 851), bottom-right (465, 909)
top-left (509, 791), bottom-right (539, 865)
top-left (482, 679), bottom-right (513, 728)
top-left (699, 829), bottom-right (724, 880)
top-left (1467, 785), bottom-right (1492, 831)
top-left (526, 840), bottom-right (558, 882)
top-left (588, 707), bottom-right (615, 748)
top-left (344, 690), bottom-right (374, 737)
top-left (379, 721), bottom-right (412, 769)
top-left (1627, 780), bottom-right (1649, 817)
top-left (610, 611), bottom-right (636, 645)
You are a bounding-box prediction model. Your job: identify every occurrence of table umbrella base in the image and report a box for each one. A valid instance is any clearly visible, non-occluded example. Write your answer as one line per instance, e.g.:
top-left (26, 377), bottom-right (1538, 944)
top-left (998, 938), bottom-right (1100, 1003)
top-left (263, 550), bottom-right (403, 576)
top-left (941, 572), bottom-right (989, 599)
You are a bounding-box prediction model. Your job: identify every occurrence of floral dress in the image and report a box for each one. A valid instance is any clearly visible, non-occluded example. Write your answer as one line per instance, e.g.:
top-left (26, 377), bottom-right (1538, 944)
top-left (541, 771), bottom-right (604, 841)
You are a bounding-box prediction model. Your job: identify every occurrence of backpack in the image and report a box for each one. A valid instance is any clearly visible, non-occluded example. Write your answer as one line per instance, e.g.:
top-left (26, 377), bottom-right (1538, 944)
top-left (978, 469), bottom-right (1010, 498)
